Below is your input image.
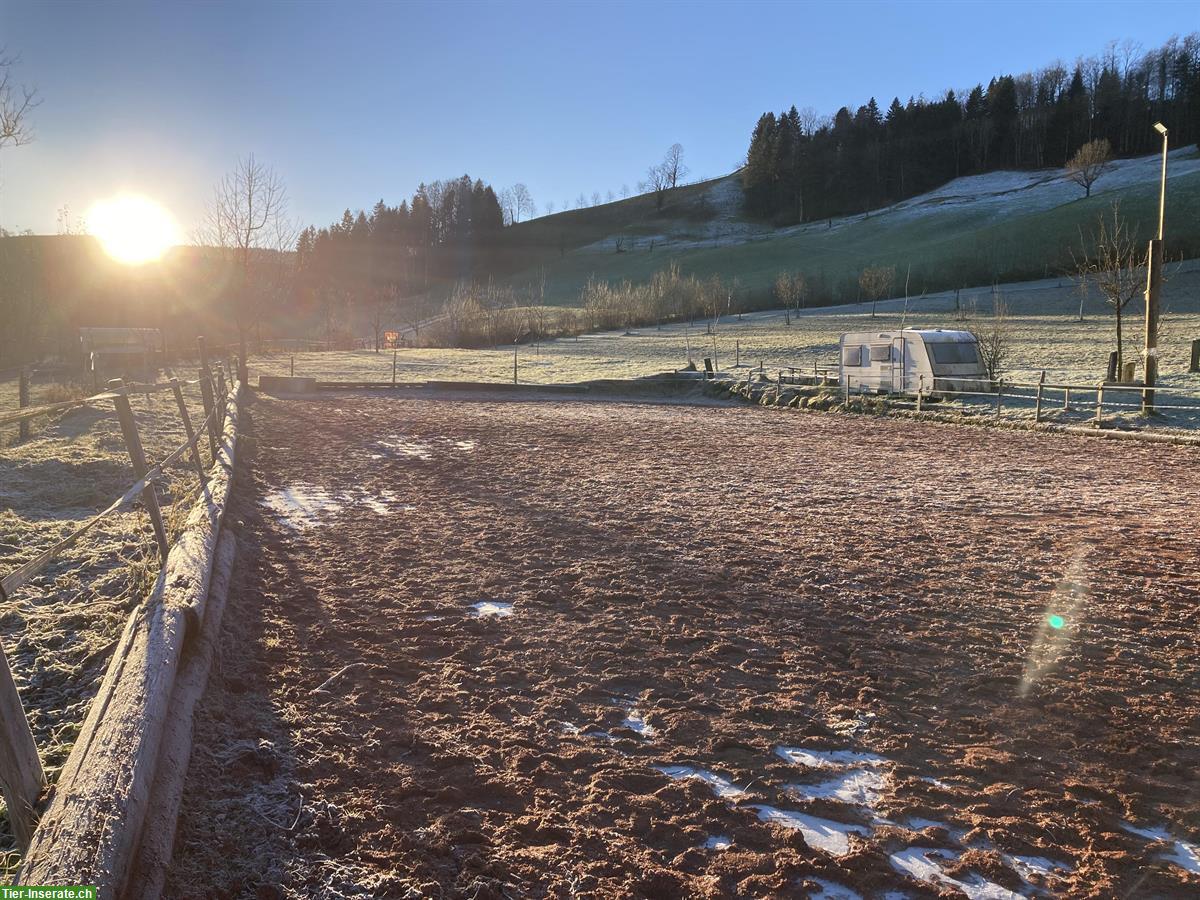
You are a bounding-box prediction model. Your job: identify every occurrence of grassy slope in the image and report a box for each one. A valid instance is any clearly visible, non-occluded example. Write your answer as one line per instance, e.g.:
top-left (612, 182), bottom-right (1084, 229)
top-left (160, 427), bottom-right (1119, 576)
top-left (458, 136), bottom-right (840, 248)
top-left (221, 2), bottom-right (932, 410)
top-left (492, 154), bottom-right (1200, 305)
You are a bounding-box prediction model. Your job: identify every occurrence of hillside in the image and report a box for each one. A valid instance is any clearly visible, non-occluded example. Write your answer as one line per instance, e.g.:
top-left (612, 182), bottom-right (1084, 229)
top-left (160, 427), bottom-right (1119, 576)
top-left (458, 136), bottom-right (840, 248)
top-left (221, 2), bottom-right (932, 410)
top-left (495, 149), bottom-right (1200, 306)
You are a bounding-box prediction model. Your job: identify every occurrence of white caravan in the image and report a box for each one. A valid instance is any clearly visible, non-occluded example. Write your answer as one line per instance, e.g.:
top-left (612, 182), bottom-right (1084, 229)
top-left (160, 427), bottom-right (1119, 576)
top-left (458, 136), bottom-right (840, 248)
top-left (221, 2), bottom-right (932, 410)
top-left (839, 328), bottom-right (987, 396)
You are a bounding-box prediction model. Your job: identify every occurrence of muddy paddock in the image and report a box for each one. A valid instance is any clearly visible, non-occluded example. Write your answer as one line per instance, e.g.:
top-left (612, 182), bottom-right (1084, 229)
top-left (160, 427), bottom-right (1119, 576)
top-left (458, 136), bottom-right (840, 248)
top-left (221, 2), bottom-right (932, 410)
top-left (167, 391), bottom-right (1200, 899)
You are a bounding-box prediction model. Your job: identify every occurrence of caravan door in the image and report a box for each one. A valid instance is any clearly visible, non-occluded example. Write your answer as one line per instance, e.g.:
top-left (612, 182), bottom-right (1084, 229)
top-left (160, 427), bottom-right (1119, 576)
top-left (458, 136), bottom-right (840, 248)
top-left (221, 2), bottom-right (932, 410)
top-left (889, 335), bottom-right (907, 394)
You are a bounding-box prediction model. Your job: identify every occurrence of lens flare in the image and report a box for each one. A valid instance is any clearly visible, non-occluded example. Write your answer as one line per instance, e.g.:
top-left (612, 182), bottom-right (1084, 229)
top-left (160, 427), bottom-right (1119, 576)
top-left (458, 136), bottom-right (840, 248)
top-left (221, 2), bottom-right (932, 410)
top-left (87, 195), bottom-right (181, 265)
top-left (1019, 546), bottom-right (1090, 698)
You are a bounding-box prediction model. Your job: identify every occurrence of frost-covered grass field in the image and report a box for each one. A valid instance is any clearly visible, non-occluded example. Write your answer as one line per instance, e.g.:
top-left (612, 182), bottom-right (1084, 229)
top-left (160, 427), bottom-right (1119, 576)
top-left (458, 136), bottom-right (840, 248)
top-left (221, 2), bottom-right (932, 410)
top-left (0, 377), bottom-right (211, 862)
top-left (256, 262), bottom-right (1200, 393)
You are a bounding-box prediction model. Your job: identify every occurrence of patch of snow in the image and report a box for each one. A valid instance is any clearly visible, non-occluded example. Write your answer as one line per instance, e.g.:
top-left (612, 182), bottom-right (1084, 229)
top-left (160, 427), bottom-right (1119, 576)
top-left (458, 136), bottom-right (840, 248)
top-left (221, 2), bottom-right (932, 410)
top-left (1121, 822), bottom-right (1200, 874)
top-left (775, 746), bottom-right (888, 769)
top-left (655, 765), bottom-right (745, 800)
top-left (1009, 853), bottom-right (1073, 880)
top-left (751, 805), bottom-right (868, 857)
top-left (703, 835), bottom-right (732, 850)
top-left (621, 709), bottom-right (656, 738)
top-left (454, 439), bottom-right (477, 451)
top-left (583, 729), bottom-right (615, 742)
top-left (559, 722), bottom-right (582, 735)
top-left (905, 817), bottom-right (949, 832)
top-left (889, 847), bottom-right (1023, 900)
top-left (261, 485), bottom-right (344, 530)
top-left (806, 878), bottom-right (864, 900)
top-left (788, 767), bottom-right (886, 813)
top-left (469, 601), bottom-right (513, 618)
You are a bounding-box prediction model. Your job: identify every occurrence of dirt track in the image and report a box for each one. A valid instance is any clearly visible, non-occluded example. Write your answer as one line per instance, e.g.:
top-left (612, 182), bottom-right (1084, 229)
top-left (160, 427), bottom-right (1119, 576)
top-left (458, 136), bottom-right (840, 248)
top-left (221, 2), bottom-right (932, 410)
top-left (168, 392), bottom-right (1200, 899)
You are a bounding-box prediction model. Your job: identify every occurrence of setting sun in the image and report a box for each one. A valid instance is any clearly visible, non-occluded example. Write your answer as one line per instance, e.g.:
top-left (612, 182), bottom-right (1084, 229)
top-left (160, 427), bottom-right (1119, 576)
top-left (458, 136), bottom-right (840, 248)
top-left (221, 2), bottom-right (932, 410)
top-left (87, 195), bottom-right (181, 265)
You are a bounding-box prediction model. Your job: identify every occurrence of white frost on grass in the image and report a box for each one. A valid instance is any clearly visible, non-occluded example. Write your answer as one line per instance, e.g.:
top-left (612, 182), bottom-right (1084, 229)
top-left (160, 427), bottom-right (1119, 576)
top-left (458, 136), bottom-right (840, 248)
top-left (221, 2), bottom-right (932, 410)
top-left (806, 878), bottom-right (864, 900)
top-left (470, 601), bottom-right (513, 618)
top-left (889, 847), bottom-right (1022, 900)
top-left (775, 746), bottom-right (888, 770)
top-left (751, 805), bottom-right (869, 857)
top-left (655, 766), bottom-right (746, 800)
top-left (1121, 822), bottom-right (1200, 874)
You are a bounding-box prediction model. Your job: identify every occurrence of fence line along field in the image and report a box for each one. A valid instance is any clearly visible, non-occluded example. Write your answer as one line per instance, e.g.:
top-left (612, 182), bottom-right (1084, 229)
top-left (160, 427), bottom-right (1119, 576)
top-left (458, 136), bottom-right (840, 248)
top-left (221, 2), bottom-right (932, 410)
top-left (167, 390), bottom-right (1200, 899)
top-left (252, 263), bottom-right (1200, 394)
top-left (0, 360), bottom-right (228, 871)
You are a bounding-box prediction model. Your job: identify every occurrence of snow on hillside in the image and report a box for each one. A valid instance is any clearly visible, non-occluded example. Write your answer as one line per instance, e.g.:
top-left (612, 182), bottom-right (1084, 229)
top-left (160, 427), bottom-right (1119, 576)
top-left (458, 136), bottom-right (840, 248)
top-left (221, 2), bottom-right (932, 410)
top-left (577, 149), bottom-right (1200, 255)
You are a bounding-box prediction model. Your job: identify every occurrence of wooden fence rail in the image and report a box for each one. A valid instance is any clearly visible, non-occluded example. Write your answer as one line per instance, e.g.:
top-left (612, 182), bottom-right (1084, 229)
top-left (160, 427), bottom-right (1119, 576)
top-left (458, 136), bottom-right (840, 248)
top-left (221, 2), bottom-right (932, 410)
top-left (0, 337), bottom-right (235, 857)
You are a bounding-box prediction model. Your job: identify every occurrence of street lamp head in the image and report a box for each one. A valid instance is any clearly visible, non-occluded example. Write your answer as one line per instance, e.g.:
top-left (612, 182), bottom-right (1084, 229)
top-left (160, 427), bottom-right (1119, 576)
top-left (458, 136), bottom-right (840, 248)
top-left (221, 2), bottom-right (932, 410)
top-left (1154, 122), bottom-right (1168, 135)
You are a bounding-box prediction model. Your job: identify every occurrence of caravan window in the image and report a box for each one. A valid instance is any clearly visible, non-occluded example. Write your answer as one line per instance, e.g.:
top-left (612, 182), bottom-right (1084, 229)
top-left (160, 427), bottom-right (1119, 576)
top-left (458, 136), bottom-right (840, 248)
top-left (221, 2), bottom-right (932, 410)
top-left (869, 344), bottom-right (891, 362)
top-left (929, 341), bottom-right (981, 367)
top-left (842, 344), bottom-right (865, 367)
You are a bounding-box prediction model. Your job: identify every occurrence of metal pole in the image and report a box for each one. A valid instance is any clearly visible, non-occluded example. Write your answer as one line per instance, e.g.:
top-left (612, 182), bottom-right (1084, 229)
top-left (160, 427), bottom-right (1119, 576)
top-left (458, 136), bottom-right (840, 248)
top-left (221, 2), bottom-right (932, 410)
top-left (1143, 239), bottom-right (1162, 414)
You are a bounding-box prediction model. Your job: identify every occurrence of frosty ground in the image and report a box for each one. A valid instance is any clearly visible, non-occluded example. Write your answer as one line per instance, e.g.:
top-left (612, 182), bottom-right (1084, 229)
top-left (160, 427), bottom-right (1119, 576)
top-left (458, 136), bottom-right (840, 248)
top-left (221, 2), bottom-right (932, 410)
top-left (169, 391), bottom-right (1199, 898)
top-left (253, 261), bottom-right (1200, 397)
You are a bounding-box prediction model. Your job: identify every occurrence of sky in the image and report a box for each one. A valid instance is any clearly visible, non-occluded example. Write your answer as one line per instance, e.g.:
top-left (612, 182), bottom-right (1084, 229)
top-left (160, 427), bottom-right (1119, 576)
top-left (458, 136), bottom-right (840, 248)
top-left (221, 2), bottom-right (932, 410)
top-left (1, 0), bottom-right (1197, 237)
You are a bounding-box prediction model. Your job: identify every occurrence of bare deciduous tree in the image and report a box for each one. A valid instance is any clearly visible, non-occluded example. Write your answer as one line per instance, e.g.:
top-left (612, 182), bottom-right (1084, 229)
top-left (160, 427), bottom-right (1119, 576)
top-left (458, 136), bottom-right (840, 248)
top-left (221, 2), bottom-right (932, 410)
top-left (1066, 138), bottom-right (1114, 199)
top-left (973, 296), bottom-right (1012, 380)
top-left (662, 143), bottom-right (688, 188)
top-left (513, 183), bottom-right (535, 223)
top-left (199, 155), bottom-right (296, 349)
top-left (591, 191), bottom-right (601, 207)
top-left (858, 265), bottom-right (895, 318)
top-left (620, 184), bottom-right (631, 198)
top-left (1073, 201), bottom-right (1144, 375)
top-left (0, 52), bottom-right (40, 151)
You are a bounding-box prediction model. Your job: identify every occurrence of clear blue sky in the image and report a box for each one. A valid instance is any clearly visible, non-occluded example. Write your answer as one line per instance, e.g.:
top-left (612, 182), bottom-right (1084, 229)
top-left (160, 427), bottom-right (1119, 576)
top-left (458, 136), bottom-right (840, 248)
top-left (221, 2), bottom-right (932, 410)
top-left (1, 0), bottom-right (1196, 235)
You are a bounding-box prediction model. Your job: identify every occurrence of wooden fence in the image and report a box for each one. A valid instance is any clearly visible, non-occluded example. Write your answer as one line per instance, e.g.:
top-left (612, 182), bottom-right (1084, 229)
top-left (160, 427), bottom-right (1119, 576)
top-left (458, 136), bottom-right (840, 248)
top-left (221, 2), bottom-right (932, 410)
top-left (0, 336), bottom-right (237, 861)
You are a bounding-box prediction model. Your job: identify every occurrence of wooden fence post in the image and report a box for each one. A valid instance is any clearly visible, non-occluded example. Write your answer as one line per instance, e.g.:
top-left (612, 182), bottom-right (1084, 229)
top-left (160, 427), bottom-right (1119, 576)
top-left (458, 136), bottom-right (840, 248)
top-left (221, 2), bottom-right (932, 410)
top-left (996, 378), bottom-right (1004, 419)
top-left (1063, 386), bottom-right (1071, 411)
top-left (290, 355), bottom-right (294, 377)
top-left (18, 368), bottom-right (30, 442)
top-left (198, 369), bottom-right (217, 461)
top-left (392, 350), bottom-right (397, 387)
top-left (0, 638), bottom-right (46, 851)
top-left (1095, 383), bottom-right (1104, 426)
top-left (170, 378), bottom-right (207, 485)
top-left (917, 375), bottom-right (924, 413)
top-left (215, 365), bottom-right (229, 426)
top-left (108, 379), bottom-right (169, 560)
top-left (1190, 338), bottom-right (1200, 374)
top-left (1034, 370), bottom-right (1045, 423)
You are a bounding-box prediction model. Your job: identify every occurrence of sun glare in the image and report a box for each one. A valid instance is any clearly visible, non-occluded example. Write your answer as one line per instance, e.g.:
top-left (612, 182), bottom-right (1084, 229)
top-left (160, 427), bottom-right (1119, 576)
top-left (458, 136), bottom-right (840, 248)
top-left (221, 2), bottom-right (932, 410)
top-left (87, 195), bottom-right (181, 265)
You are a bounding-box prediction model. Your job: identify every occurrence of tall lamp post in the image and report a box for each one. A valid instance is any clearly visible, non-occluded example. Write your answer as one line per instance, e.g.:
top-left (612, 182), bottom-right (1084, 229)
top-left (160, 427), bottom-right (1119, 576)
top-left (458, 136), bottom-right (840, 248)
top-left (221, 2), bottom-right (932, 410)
top-left (1142, 122), bottom-right (1168, 414)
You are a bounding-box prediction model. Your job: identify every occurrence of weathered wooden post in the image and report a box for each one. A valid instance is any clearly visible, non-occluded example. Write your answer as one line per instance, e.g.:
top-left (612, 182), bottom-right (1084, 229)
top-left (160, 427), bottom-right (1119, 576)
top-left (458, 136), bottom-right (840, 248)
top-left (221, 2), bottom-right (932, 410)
top-left (198, 369), bottom-right (217, 461)
top-left (108, 379), bottom-right (169, 560)
top-left (18, 368), bottom-right (30, 442)
top-left (170, 378), bottom-right (207, 485)
top-left (1190, 338), bottom-right (1200, 373)
top-left (1095, 383), bottom-right (1104, 426)
top-left (0, 637), bottom-right (46, 851)
top-left (513, 347), bottom-right (518, 385)
top-left (290, 355), bottom-right (295, 377)
top-left (916, 374), bottom-right (924, 413)
top-left (1063, 386), bottom-right (1071, 411)
top-left (996, 378), bottom-right (1004, 419)
top-left (392, 350), bottom-right (397, 387)
top-left (1034, 370), bottom-right (1045, 423)
top-left (735, 341), bottom-right (739, 367)
top-left (215, 365), bottom-right (228, 427)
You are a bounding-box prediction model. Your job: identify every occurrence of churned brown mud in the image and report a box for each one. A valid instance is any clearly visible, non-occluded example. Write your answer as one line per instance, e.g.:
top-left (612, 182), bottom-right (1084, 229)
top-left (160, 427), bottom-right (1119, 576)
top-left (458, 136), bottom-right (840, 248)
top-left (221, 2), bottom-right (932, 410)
top-left (167, 391), bottom-right (1200, 899)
